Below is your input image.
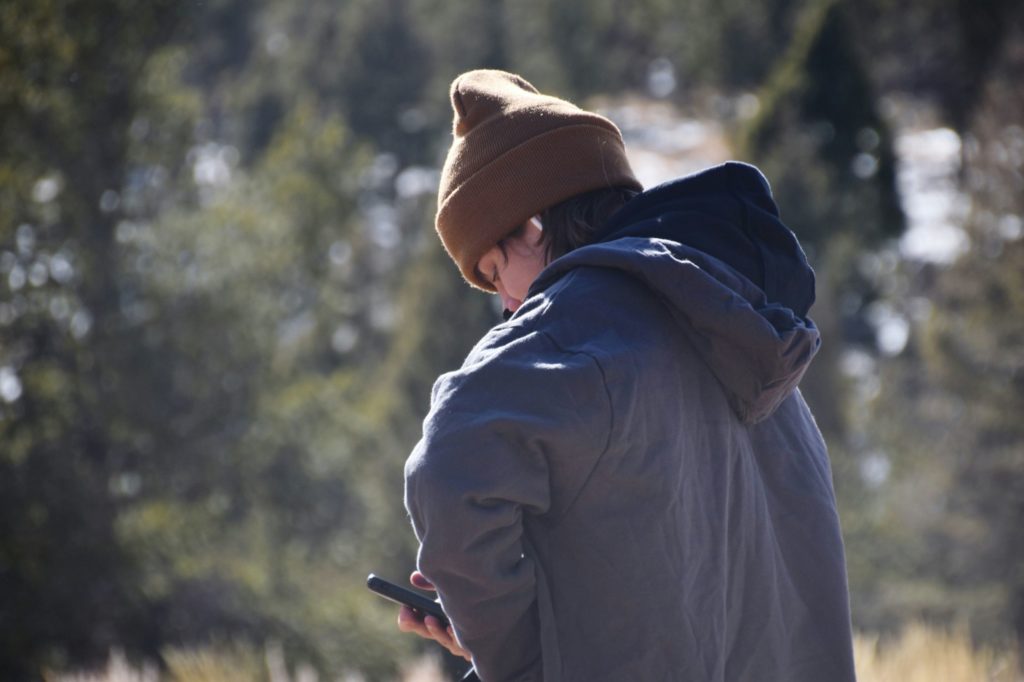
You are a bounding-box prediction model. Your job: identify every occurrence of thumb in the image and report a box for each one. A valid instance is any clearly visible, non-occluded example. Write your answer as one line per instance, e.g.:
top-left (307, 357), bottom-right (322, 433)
top-left (410, 570), bottom-right (435, 591)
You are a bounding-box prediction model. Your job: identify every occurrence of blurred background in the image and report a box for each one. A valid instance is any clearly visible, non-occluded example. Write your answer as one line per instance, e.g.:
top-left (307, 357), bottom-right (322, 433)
top-left (1, 0), bottom-right (1023, 679)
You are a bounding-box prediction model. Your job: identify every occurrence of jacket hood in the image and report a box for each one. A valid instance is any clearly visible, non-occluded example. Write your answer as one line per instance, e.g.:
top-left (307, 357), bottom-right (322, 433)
top-left (529, 162), bottom-right (820, 424)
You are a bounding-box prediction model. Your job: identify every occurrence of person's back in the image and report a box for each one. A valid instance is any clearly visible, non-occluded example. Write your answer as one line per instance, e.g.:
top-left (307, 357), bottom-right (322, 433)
top-left (399, 70), bottom-right (855, 681)
top-left (490, 257), bottom-right (853, 681)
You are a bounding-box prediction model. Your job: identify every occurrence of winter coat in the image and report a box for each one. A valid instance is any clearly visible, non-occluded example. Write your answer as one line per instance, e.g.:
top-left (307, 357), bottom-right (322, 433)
top-left (405, 162), bottom-right (857, 682)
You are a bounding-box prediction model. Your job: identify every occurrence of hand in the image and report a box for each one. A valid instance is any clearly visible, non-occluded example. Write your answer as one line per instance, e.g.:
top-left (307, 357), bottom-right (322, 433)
top-left (396, 571), bottom-right (472, 662)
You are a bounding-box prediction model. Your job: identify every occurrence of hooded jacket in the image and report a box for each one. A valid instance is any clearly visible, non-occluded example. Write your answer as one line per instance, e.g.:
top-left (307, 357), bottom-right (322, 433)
top-left (405, 162), bottom-right (856, 682)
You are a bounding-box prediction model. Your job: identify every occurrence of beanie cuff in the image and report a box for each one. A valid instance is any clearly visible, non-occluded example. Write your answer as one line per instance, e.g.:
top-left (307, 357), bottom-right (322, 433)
top-left (437, 124), bottom-right (642, 291)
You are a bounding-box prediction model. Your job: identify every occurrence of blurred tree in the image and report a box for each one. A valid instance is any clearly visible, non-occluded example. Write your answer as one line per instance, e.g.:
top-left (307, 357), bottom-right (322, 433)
top-left (852, 9), bottom-right (1024, 646)
top-left (850, 0), bottom-right (1021, 132)
top-left (740, 0), bottom-right (903, 250)
top-left (737, 0), bottom-right (904, 449)
top-left (3, 0), bottom-right (1022, 677)
top-left (335, 0), bottom-right (435, 159)
top-left (112, 90), bottom-right (434, 675)
top-left (535, 0), bottom-right (659, 96)
top-left (0, 0), bottom-right (419, 676)
top-left (915, 26), bottom-right (1024, 644)
top-left (0, 0), bottom-right (196, 676)
top-left (664, 0), bottom-right (804, 91)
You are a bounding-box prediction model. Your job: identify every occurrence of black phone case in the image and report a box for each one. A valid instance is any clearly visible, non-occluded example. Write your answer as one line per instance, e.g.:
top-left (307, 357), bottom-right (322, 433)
top-left (366, 573), bottom-right (450, 627)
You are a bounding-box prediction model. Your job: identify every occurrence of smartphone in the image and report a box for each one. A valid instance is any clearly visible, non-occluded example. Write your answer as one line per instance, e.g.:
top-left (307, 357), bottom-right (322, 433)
top-left (366, 573), bottom-right (450, 627)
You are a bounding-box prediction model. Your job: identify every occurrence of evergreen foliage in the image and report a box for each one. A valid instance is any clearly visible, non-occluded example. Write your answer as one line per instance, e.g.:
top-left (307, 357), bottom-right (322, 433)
top-left (739, 0), bottom-right (903, 250)
top-left (736, 0), bottom-right (905, 480)
top-left (1, 0), bottom-right (1022, 678)
top-left (855, 29), bottom-right (1024, 640)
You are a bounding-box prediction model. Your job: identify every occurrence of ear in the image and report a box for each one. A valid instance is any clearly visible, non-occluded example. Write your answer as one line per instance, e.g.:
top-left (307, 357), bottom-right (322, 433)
top-left (526, 216), bottom-right (544, 244)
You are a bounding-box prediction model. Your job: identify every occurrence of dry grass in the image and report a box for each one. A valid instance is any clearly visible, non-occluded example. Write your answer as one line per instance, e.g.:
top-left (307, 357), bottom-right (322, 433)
top-left (44, 650), bottom-right (159, 682)
top-left (46, 647), bottom-right (447, 682)
top-left (854, 623), bottom-right (1021, 682)
top-left (163, 644), bottom-right (267, 682)
top-left (48, 623), bottom-right (1022, 681)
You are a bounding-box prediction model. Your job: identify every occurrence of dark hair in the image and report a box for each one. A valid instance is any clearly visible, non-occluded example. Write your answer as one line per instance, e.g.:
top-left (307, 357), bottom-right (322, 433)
top-left (486, 186), bottom-right (639, 279)
top-left (537, 186), bottom-right (638, 262)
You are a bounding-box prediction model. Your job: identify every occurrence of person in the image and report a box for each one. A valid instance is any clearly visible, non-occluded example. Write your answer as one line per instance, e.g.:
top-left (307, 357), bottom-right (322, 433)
top-left (398, 69), bottom-right (857, 682)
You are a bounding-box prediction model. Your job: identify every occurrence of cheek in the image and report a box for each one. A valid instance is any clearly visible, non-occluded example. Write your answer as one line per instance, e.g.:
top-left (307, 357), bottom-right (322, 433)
top-left (506, 257), bottom-right (545, 300)
top-left (507, 274), bottom-right (530, 300)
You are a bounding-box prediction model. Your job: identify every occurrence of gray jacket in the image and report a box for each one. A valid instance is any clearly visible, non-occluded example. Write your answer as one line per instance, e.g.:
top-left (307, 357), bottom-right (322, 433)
top-left (405, 163), bottom-right (856, 681)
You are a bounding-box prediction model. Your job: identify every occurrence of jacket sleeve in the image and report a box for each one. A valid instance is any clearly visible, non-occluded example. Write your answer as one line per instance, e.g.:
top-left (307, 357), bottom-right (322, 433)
top-left (404, 331), bottom-right (613, 682)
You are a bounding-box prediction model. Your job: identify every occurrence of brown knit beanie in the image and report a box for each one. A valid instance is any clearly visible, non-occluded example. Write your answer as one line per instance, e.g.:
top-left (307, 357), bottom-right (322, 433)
top-left (436, 69), bottom-right (642, 291)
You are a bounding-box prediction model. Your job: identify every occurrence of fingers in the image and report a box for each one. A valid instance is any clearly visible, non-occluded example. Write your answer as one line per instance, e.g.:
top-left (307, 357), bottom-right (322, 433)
top-left (423, 616), bottom-right (472, 661)
top-left (399, 573), bottom-right (471, 663)
top-left (396, 608), bottom-right (471, 662)
top-left (397, 606), bottom-right (431, 638)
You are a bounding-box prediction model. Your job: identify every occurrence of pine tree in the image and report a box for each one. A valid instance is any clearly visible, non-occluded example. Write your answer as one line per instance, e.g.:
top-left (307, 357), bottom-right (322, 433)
top-left (737, 0), bottom-right (904, 446)
top-left (918, 29), bottom-right (1024, 642)
top-left (0, 0), bottom-right (195, 675)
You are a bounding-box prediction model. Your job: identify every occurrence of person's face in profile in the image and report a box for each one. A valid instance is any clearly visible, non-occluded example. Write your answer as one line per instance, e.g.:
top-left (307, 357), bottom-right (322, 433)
top-left (476, 217), bottom-right (546, 316)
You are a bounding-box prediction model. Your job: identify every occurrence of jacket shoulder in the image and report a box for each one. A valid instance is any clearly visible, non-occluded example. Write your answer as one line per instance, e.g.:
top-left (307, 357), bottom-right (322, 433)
top-left (515, 264), bottom-right (678, 358)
